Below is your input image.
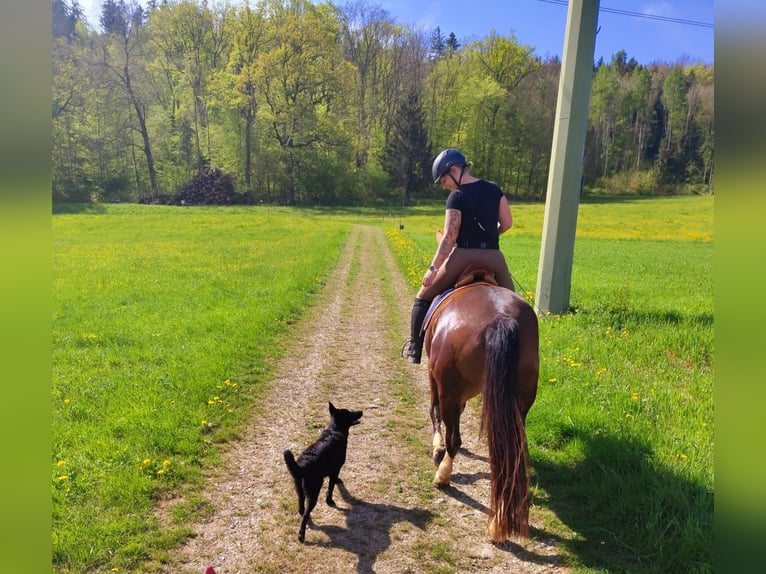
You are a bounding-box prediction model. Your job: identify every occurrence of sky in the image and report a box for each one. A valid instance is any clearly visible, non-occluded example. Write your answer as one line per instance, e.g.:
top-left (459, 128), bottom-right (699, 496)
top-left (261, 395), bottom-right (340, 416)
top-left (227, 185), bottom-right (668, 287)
top-left (77, 0), bottom-right (716, 65)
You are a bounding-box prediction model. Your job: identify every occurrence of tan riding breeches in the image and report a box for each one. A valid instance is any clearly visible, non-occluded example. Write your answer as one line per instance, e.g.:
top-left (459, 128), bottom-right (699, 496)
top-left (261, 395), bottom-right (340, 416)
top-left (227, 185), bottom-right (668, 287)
top-left (416, 248), bottom-right (515, 301)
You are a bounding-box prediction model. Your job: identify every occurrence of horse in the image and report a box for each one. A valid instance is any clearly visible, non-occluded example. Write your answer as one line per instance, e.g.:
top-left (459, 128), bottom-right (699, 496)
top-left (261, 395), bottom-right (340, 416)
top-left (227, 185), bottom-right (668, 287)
top-left (424, 273), bottom-right (539, 542)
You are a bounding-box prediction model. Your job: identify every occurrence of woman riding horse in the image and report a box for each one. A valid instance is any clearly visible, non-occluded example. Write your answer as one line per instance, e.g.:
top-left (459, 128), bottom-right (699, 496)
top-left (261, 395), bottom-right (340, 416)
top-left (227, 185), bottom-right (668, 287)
top-left (402, 148), bottom-right (516, 364)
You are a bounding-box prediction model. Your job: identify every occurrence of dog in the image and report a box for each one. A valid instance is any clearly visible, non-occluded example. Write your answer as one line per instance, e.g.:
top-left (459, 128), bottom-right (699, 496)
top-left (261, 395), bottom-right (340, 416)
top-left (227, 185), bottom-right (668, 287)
top-left (283, 402), bottom-right (363, 542)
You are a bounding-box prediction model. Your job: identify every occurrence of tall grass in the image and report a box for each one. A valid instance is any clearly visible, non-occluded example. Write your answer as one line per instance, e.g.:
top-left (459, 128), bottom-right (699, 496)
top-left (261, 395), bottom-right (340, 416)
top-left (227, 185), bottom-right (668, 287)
top-left (386, 195), bottom-right (713, 572)
top-left (52, 205), bottom-right (350, 571)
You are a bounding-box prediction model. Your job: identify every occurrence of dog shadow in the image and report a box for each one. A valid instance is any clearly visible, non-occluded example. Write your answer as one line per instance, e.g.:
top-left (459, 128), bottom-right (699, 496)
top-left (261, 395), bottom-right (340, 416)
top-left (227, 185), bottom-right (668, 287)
top-left (305, 481), bottom-right (434, 574)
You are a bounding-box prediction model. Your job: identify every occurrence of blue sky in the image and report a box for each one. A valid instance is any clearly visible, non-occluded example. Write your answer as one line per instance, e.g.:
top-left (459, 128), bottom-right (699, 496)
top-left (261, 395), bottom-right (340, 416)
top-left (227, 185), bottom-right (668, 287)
top-left (78, 0), bottom-right (715, 65)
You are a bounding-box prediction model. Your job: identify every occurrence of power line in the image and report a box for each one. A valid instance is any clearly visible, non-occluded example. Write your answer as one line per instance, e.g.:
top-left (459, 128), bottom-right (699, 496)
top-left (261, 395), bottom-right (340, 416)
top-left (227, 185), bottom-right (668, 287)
top-left (537, 0), bottom-right (714, 29)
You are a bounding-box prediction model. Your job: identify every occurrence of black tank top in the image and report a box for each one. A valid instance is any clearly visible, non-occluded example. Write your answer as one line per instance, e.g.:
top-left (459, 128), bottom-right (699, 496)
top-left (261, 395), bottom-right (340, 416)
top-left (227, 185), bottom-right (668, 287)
top-left (445, 180), bottom-right (503, 249)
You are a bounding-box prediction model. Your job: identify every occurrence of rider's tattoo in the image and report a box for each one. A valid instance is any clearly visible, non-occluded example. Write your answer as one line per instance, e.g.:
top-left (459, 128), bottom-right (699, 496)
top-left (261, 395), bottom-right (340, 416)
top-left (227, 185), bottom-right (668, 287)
top-left (438, 209), bottom-right (461, 263)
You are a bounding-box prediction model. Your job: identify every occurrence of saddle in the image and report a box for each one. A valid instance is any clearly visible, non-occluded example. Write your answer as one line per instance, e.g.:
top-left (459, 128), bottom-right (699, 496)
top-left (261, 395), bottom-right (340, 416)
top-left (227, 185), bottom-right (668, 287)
top-left (422, 265), bottom-right (498, 334)
top-left (453, 264), bottom-right (498, 288)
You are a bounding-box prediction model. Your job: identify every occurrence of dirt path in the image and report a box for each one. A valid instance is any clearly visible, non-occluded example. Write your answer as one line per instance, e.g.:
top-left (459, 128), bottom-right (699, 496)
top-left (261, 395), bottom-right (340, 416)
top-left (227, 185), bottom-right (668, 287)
top-left (158, 225), bottom-right (568, 574)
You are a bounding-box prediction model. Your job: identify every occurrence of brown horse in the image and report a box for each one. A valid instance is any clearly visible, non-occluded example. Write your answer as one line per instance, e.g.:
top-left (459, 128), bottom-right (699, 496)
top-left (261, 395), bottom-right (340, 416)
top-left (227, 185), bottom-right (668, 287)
top-left (424, 278), bottom-right (539, 542)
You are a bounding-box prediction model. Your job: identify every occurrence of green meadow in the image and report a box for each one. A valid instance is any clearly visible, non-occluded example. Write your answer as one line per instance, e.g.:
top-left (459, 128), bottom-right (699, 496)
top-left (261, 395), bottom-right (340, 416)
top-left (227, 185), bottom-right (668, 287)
top-left (52, 196), bottom-right (713, 572)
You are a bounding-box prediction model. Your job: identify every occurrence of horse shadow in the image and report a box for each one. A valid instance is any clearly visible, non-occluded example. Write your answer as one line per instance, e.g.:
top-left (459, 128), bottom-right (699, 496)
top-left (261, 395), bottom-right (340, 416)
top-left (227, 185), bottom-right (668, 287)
top-left (304, 481), bottom-right (434, 574)
top-left (530, 427), bottom-right (713, 571)
top-left (437, 447), bottom-right (564, 568)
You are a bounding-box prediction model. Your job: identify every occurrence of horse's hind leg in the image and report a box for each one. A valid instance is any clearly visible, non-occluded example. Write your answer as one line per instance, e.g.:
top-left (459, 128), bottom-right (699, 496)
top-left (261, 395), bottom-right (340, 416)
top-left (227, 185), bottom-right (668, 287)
top-left (433, 405), bottom-right (462, 487)
top-left (430, 399), bottom-right (446, 465)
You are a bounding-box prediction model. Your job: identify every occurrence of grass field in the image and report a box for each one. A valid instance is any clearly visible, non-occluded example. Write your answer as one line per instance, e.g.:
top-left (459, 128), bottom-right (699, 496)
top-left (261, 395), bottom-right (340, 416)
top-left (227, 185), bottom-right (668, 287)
top-left (52, 196), bottom-right (713, 572)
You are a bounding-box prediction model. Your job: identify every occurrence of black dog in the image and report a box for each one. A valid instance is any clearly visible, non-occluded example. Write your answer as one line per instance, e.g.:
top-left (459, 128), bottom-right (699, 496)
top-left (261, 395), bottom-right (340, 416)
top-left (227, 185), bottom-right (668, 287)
top-left (283, 402), bottom-right (363, 542)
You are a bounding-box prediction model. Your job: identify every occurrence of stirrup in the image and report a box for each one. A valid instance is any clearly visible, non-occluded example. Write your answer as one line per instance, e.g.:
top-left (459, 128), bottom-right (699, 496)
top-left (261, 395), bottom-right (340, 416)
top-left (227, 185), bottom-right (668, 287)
top-left (401, 338), bottom-right (422, 364)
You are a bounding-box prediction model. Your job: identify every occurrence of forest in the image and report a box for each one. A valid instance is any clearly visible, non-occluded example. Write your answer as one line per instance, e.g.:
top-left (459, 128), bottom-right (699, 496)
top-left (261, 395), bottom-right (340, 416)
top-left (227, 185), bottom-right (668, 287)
top-left (52, 0), bottom-right (714, 205)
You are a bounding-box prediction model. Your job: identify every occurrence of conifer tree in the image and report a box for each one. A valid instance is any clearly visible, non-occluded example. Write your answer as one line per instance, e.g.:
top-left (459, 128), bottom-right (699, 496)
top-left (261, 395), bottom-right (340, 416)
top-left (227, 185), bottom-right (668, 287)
top-left (429, 26), bottom-right (445, 60)
top-left (380, 87), bottom-right (432, 203)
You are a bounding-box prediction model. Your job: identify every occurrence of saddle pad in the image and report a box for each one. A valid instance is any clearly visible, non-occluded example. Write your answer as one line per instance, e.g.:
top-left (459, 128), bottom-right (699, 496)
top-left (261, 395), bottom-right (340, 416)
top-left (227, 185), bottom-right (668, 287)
top-left (421, 281), bottom-right (495, 335)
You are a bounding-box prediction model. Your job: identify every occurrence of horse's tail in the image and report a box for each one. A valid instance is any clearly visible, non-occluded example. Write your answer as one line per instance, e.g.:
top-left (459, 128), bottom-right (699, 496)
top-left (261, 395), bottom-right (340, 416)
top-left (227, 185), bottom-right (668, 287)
top-left (481, 314), bottom-right (530, 539)
top-left (283, 450), bottom-right (302, 479)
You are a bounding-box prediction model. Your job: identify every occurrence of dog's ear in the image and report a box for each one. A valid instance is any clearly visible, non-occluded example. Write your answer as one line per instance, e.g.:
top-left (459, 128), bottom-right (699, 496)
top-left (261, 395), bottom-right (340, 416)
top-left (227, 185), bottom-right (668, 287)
top-left (328, 401), bottom-right (336, 414)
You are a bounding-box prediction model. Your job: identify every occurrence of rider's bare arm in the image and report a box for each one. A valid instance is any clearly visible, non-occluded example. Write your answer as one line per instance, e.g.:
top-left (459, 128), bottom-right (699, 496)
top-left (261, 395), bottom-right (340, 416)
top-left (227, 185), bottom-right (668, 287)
top-left (498, 196), bottom-right (513, 234)
top-left (432, 209), bottom-right (461, 268)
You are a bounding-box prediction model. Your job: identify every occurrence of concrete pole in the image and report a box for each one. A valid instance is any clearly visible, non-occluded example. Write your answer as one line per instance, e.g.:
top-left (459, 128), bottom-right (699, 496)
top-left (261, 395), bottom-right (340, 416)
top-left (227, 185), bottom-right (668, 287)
top-left (535, 0), bottom-right (600, 314)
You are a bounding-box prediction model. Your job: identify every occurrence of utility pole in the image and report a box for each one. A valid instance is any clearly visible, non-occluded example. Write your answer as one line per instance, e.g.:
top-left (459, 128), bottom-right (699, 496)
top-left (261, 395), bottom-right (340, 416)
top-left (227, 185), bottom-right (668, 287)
top-left (535, 0), bottom-right (600, 314)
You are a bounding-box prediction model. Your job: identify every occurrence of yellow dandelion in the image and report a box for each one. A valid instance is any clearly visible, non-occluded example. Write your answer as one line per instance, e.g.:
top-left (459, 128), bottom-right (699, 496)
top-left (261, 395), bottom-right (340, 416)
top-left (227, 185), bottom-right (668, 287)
top-left (631, 392), bottom-right (639, 401)
top-left (58, 475), bottom-right (68, 481)
top-left (157, 469), bottom-right (166, 475)
top-left (57, 460), bottom-right (67, 467)
top-left (548, 377), bottom-right (557, 383)
top-left (142, 458), bottom-right (151, 466)
top-left (680, 454), bottom-right (688, 460)
top-left (162, 460), bottom-right (171, 467)
top-left (201, 420), bottom-right (208, 426)
top-left (208, 399), bottom-right (215, 405)
top-left (64, 398), bottom-right (71, 404)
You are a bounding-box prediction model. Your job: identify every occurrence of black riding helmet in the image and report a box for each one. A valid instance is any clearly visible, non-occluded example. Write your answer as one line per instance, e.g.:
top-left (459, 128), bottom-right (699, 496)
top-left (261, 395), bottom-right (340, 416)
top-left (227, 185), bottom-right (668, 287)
top-left (432, 148), bottom-right (467, 184)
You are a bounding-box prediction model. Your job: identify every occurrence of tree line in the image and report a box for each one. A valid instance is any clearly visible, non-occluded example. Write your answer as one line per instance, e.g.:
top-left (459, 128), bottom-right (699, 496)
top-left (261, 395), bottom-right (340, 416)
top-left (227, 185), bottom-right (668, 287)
top-left (52, 0), bottom-right (714, 205)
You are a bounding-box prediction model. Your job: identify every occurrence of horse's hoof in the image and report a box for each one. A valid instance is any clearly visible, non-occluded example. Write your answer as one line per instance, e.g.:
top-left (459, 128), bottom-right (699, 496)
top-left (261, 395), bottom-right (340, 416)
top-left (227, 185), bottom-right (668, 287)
top-left (433, 468), bottom-right (451, 488)
top-left (433, 477), bottom-right (450, 488)
top-left (487, 525), bottom-right (505, 543)
top-left (487, 519), bottom-right (510, 544)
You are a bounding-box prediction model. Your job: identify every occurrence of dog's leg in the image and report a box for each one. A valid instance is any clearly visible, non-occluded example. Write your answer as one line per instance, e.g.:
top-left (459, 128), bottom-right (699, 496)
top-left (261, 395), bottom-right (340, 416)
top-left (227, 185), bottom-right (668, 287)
top-left (298, 478), bottom-right (322, 543)
top-left (326, 473), bottom-right (339, 506)
top-left (295, 478), bottom-right (305, 516)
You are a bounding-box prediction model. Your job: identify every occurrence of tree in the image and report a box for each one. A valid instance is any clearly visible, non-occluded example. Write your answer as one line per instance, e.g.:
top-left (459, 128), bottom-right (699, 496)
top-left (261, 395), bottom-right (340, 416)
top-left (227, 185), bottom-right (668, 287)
top-left (626, 66), bottom-right (653, 170)
top-left (206, 3), bottom-right (268, 195)
top-left (445, 32), bottom-right (460, 52)
top-left (380, 87), bottom-right (431, 202)
top-left (334, 1), bottom-right (396, 170)
top-left (254, 0), bottom-right (354, 203)
top-left (98, 0), bottom-right (159, 195)
top-left (462, 32), bottom-right (538, 180)
top-left (148, 1), bottom-right (229, 170)
top-left (429, 26), bottom-right (445, 60)
top-left (658, 66), bottom-right (688, 184)
top-left (589, 63), bottom-right (620, 176)
top-left (53, 0), bottom-right (84, 39)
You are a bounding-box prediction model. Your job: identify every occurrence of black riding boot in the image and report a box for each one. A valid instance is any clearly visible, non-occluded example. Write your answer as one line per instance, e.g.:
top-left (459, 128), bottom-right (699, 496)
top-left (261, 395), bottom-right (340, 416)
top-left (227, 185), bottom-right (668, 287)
top-left (402, 298), bottom-right (430, 363)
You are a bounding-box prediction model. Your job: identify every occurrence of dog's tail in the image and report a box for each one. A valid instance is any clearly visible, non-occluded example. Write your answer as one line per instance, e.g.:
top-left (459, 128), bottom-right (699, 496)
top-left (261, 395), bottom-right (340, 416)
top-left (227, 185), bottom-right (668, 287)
top-left (283, 450), bottom-right (302, 479)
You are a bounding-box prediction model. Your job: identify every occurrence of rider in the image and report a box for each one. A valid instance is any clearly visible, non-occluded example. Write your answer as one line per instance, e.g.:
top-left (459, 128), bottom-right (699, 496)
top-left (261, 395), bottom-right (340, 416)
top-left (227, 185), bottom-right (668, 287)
top-left (402, 148), bottom-right (516, 364)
